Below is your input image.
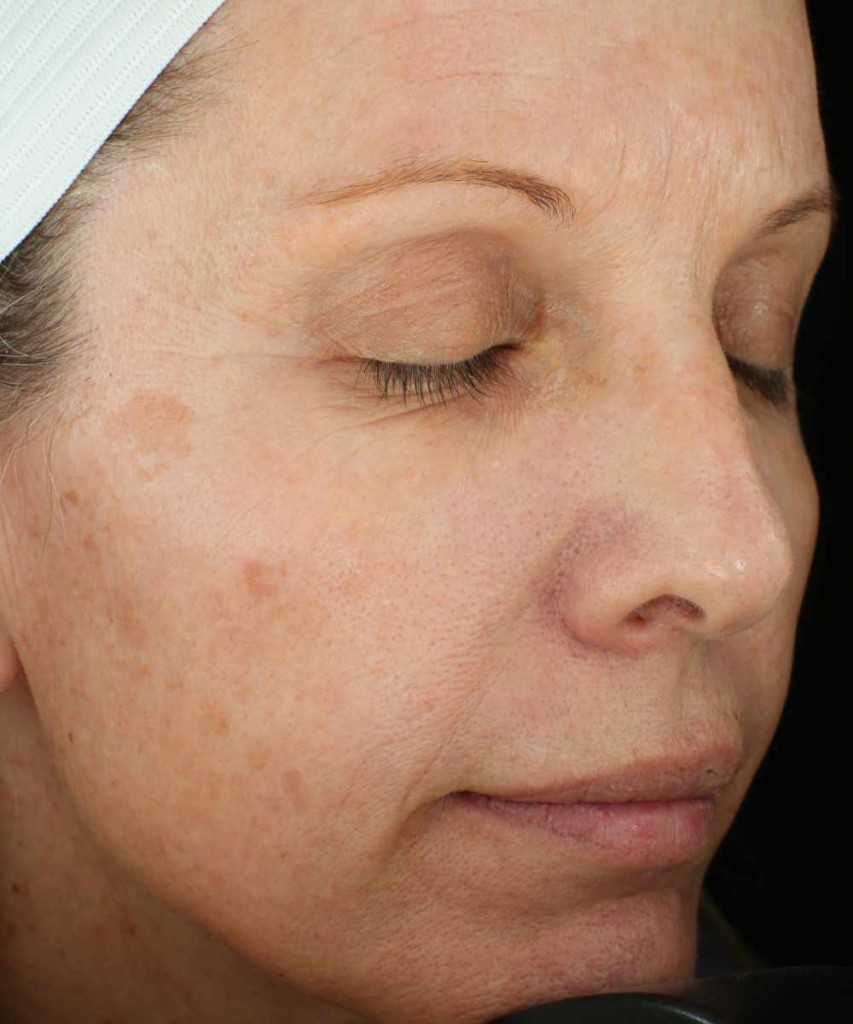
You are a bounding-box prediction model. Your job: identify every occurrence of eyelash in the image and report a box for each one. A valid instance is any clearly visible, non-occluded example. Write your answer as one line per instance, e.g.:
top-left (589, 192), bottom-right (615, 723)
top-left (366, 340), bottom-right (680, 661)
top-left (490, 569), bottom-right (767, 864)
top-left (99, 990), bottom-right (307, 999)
top-left (357, 347), bottom-right (793, 410)
top-left (357, 343), bottom-right (521, 409)
top-left (725, 355), bottom-right (794, 408)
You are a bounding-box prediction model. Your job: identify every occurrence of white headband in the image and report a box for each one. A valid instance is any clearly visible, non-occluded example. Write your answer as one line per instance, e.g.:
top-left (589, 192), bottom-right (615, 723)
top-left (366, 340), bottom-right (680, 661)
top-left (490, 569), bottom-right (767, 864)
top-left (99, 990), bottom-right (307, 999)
top-left (0, 0), bottom-right (227, 263)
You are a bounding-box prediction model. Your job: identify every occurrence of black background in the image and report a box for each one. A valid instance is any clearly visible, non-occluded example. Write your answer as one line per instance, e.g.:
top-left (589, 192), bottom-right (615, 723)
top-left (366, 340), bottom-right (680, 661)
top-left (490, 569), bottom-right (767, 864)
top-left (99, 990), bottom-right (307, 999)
top-left (704, 3), bottom-right (850, 969)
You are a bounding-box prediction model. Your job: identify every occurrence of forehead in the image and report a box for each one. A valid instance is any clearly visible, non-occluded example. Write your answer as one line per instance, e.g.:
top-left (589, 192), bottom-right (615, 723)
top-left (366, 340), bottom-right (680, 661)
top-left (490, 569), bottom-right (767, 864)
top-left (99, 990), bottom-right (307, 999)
top-left (220, 0), bottom-right (824, 219)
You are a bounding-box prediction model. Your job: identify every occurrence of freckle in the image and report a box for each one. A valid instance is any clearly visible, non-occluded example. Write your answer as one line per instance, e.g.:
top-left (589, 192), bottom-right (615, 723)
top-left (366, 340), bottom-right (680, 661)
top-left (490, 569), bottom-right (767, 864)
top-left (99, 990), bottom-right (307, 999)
top-left (112, 591), bottom-right (149, 646)
top-left (284, 768), bottom-right (310, 812)
top-left (243, 559), bottom-right (279, 599)
top-left (68, 731), bottom-right (74, 744)
top-left (120, 922), bottom-right (137, 937)
top-left (62, 489), bottom-right (80, 506)
top-left (10, 882), bottom-right (21, 895)
top-left (247, 743), bottom-right (271, 771)
top-left (203, 707), bottom-right (230, 735)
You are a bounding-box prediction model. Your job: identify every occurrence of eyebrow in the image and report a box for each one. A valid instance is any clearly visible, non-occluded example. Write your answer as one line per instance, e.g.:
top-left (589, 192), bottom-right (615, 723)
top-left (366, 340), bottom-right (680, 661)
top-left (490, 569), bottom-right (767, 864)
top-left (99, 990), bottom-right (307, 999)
top-left (298, 156), bottom-right (576, 228)
top-left (295, 155), bottom-right (837, 239)
top-left (756, 180), bottom-right (838, 237)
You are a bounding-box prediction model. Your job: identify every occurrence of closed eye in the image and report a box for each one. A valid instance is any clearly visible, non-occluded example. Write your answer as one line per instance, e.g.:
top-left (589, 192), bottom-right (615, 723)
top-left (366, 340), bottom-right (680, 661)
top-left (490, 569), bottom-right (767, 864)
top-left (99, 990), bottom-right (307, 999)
top-left (725, 354), bottom-right (794, 408)
top-left (355, 343), bottom-right (520, 409)
top-left (355, 344), bottom-right (794, 410)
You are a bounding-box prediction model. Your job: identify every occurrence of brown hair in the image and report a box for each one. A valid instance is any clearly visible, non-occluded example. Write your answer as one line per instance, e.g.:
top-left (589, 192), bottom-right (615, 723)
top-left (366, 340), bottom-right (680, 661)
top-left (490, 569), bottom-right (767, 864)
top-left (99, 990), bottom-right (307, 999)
top-left (0, 8), bottom-right (231, 439)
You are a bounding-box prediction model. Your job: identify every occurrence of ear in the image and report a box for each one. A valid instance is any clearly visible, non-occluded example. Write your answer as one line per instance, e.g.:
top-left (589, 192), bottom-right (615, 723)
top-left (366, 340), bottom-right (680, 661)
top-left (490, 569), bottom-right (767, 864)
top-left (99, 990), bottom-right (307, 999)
top-left (0, 630), bottom-right (23, 694)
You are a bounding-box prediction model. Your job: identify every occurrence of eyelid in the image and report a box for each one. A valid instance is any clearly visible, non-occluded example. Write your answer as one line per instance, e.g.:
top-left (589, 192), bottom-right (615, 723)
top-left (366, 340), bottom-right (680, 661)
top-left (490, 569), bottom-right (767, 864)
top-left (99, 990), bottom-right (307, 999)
top-left (356, 343), bottom-right (521, 409)
top-left (725, 354), bottom-right (794, 408)
top-left (353, 346), bottom-right (795, 412)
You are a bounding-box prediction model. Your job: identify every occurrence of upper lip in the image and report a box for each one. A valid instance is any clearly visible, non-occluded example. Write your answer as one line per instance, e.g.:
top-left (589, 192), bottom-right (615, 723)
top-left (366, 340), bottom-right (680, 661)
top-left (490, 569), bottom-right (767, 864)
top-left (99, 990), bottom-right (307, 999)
top-left (472, 747), bottom-right (744, 804)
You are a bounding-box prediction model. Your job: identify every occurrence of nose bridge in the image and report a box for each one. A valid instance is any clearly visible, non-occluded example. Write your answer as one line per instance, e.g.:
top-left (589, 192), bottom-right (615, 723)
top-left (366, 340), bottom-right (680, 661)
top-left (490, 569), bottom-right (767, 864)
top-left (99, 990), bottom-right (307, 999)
top-left (636, 341), bottom-right (791, 603)
top-left (556, 319), bottom-right (796, 652)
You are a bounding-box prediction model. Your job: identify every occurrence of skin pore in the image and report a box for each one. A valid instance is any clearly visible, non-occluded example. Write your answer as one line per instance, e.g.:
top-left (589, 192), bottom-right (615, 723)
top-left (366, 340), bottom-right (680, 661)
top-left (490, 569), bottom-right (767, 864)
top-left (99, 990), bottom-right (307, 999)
top-left (0, 1), bottom-right (832, 1022)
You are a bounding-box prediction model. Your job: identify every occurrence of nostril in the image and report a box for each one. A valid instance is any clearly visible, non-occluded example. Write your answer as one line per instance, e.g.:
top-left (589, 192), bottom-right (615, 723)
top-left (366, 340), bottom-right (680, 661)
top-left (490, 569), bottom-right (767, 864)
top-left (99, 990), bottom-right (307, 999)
top-left (628, 594), bottom-right (705, 626)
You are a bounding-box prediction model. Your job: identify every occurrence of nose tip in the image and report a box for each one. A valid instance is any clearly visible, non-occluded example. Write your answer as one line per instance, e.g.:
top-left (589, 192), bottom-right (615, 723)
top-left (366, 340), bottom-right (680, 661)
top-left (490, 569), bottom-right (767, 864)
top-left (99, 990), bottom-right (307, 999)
top-left (624, 543), bottom-right (790, 643)
top-left (550, 438), bottom-right (797, 656)
top-left (681, 506), bottom-right (795, 640)
top-left (564, 534), bottom-right (792, 658)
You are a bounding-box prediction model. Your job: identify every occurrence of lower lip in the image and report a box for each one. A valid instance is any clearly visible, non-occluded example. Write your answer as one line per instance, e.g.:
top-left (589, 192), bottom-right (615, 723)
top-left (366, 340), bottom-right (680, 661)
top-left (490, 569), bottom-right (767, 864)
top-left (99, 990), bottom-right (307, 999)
top-left (451, 792), bottom-right (716, 866)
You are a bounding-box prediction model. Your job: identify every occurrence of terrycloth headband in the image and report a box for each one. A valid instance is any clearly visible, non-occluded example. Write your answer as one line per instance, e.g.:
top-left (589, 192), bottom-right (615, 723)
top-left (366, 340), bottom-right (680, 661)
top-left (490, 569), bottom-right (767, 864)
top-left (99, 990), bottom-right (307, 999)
top-left (0, 0), bottom-right (227, 263)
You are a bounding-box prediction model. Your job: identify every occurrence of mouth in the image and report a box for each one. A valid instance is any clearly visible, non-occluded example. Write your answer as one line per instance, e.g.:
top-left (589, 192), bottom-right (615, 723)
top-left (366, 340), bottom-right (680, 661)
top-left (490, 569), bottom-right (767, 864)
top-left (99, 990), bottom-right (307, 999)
top-left (448, 750), bottom-right (741, 867)
top-left (450, 792), bottom-right (716, 866)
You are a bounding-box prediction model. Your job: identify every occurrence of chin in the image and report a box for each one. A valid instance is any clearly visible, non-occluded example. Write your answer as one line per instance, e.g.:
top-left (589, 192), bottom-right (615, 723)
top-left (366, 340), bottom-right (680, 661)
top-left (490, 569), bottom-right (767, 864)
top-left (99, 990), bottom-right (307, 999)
top-left (335, 884), bottom-right (703, 1024)
top-left (517, 886), bottom-right (702, 999)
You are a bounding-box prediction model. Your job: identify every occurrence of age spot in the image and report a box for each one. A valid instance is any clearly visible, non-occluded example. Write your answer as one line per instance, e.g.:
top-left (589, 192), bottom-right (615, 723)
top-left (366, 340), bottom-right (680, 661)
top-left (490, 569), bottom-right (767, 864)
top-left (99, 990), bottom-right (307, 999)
top-left (243, 559), bottom-right (283, 600)
top-left (112, 590), bottom-right (149, 646)
top-left (202, 704), bottom-right (231, 736)
top-left (106, 390), bottom-right (197, 459)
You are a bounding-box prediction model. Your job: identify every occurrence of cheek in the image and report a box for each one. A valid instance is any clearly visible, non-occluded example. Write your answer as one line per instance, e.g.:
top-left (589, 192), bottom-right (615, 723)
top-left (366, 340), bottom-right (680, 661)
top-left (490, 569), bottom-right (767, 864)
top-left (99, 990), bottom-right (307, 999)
top-left (4, 372), bottom-right (819, 1003)
top-left (6, 409), bottom-right (505, 964)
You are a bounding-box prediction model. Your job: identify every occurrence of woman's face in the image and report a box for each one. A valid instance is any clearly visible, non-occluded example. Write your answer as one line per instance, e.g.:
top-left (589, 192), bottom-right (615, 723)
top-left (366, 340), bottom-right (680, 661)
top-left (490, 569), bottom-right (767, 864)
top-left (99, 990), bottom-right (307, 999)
top-left (0, 0), bottom-right (832, 1021)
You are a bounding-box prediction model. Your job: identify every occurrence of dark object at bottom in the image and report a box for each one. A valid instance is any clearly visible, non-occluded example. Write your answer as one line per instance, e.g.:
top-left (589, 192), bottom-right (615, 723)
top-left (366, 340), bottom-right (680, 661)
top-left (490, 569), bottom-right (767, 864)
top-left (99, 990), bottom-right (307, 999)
top-left (491, 965), bottom-right (853, 1022)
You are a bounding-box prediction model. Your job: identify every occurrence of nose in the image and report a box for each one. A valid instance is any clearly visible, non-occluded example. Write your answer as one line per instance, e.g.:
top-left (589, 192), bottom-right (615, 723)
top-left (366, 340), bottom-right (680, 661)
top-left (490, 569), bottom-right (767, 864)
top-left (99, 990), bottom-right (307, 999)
top-left (550, 337), bottom-right (796, 655)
